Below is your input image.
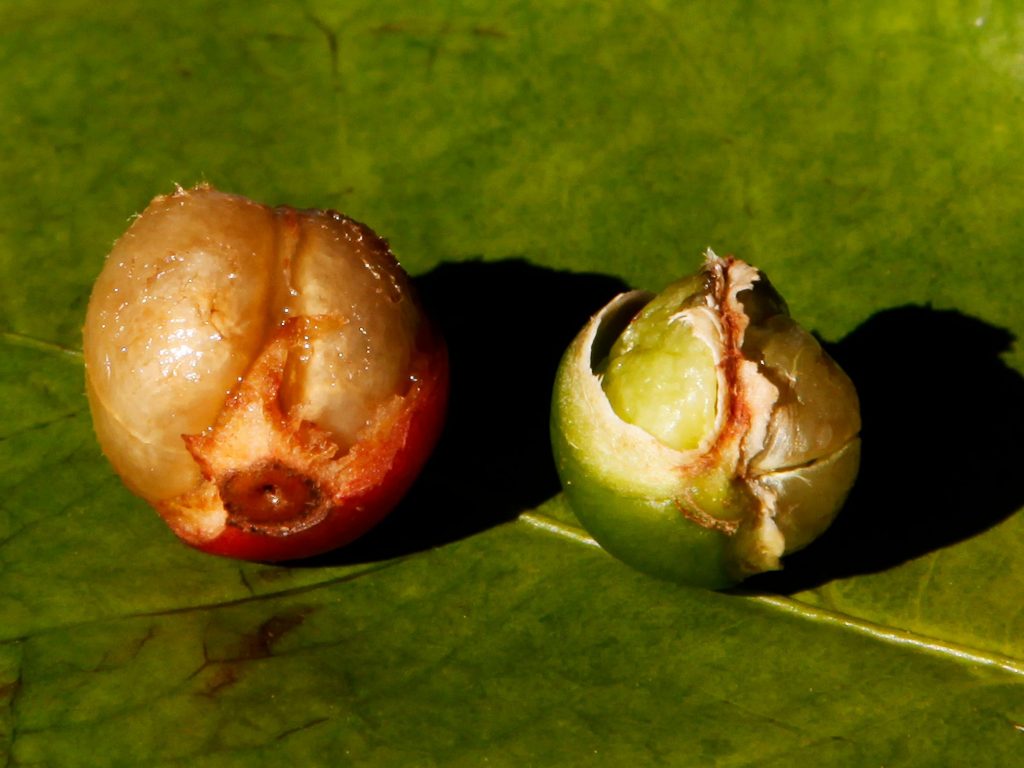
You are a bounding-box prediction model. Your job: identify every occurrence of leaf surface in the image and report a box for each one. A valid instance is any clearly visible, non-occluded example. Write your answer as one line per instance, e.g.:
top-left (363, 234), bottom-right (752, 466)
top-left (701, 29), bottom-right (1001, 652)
top-left (2, 1), bottom-right (1024, 764)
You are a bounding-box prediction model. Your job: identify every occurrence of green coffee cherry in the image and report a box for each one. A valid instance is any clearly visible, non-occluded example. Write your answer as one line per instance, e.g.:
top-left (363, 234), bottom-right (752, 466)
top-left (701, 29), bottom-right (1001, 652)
top-left (550, 251), bottom-right (860, 588)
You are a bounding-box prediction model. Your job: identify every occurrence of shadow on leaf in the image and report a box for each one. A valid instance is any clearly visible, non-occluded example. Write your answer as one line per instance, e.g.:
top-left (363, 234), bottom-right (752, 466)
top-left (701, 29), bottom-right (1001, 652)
top-left (746, 305), bottom-right (1024, 594)
top-left (299, 258), bottom-right (628, 567)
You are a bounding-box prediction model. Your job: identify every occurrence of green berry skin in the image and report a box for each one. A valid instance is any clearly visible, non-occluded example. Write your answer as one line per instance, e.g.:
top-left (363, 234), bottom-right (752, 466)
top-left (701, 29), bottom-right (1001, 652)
top-left (550, 290), bottom-right (744, 589)
top-left (551, 385), bottom-right (735, 588)
top-left (550, 253), bottom-right (861, 588)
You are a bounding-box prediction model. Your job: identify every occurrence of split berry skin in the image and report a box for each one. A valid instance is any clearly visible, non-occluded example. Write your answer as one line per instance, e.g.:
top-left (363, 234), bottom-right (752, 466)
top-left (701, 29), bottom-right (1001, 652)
top-left (84, 185), bottom-right (448, 561)
top-left (551, 251), bottom-right (860, 588)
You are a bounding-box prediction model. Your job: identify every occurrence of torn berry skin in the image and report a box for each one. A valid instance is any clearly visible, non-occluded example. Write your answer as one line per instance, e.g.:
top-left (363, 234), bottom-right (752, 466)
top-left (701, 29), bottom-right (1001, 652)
top-left (550, 251), bottom-right (860, 588)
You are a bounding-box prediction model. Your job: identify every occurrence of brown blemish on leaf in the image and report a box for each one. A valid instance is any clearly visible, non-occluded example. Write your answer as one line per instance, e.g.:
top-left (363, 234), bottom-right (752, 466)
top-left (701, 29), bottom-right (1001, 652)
top-left (192, 609), bottom-right (311, 698)
top-left (200, 666), bottom-right (240, 698)
top-left (252, 612), bottom-right (308, 657)
top-left (0, 676), bottom-right (21, 703)
top-left (96, 626), bottom-right (157, 671)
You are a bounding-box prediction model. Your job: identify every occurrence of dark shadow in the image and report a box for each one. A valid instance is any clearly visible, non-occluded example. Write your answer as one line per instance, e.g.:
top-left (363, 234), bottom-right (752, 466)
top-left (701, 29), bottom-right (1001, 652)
top-left (298, 258), bottom-right (628, 567)
top-left (745, 305), bottom-right (1024, 594)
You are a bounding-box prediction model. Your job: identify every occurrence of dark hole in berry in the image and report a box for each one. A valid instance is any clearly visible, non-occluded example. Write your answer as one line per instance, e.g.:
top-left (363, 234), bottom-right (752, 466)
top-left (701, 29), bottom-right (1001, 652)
top-left (221, 462), bottom-right (325, 534)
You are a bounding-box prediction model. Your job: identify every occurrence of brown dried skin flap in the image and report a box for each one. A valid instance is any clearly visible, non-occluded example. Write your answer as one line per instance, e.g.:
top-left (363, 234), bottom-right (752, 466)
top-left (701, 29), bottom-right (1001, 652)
top-left (165, 318), bottom-right (339, 541)
top-left (160, 316), bottom-right (447, 560)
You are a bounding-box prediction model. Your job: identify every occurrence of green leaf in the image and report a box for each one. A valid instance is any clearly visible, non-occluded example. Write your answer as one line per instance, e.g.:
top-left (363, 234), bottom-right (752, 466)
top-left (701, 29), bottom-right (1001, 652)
top-left (3, 0), bottom-right (1024, 764)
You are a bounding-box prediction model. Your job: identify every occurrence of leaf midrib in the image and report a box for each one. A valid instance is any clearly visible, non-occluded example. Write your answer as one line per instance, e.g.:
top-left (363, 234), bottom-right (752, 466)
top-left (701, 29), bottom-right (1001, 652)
top-left (518, 511), bottom-right (1024, 677)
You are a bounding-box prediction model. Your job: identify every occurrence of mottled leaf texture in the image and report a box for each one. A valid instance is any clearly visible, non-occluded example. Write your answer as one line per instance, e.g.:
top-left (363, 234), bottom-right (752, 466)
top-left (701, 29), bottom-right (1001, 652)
top-left (2, 1), bottom-right (1024, 765)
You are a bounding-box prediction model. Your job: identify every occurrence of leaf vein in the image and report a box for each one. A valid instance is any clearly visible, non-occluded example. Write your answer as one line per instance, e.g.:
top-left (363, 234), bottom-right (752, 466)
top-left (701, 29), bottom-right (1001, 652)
top-left (0, 410), bottom-right (82, 443)
top-left (0, 330), bottom-right (82, 359)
